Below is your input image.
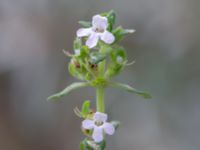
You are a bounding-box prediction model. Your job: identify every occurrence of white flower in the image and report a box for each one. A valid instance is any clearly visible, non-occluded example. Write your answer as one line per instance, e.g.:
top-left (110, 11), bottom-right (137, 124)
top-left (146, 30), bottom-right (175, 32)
top-left (77, 15), bottom-right (115, 48)
top-left (82, 112), bottom-right (115, 143)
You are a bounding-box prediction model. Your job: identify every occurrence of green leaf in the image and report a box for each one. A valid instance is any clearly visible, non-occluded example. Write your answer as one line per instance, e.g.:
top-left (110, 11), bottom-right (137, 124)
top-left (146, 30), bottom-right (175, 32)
top-left (73, 38), bottom-right (82, 50)
top-left (85, 72), bottom-right (93, 81)
top-left (110, 46), bottom-right (126, 64)
top-left (90, 52), bottom-right (107, 64)
top-left (78, 21), bottom-right (92, 28)
top-left (47, 82), bottom-right (90, 101)
top-left (105, 47), bottom-right (126, 78)
top-left (81, 100), bottom-right (90, 118)
top-left (80, 140), bottom-right (87, 150)
top-left (107, 10), bottom-right (116, 23)
top-left (80, 45), bottom-right (89, 58)
top-left (113, 26), bottom-right (135, 43)
top-left (80, 142), bottom-right (85, 150)
top-left (108, 82), bottom-right (152, 99)
top-left (106, 10), bottom-right (116, 31)
top-left (68, 61), bottom-right (85, 80)
top-left (112, 26), bottom-right (123, 42)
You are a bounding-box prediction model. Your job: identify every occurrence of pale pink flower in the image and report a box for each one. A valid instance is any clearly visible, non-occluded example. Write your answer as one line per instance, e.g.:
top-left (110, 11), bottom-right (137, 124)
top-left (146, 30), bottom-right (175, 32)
top-left (82, 112), bottom-right (115, 143)
top-left (77, 15), bottom-right (115, 48)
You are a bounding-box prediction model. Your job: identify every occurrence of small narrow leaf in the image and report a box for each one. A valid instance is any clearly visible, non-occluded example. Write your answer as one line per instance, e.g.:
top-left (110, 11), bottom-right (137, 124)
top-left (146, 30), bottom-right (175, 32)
top-left (108, 82), bottom-right (152, 99)
top-left (90, 52), bottom-right (107, 64)
top-left (78, 21), bottom-right (92, 28)
top-left (81, 100), bottom-right (90, 118)
top-left (47, 82), bottom-right (90, 101)
top-left (113, 26), bottom-right (135, 43)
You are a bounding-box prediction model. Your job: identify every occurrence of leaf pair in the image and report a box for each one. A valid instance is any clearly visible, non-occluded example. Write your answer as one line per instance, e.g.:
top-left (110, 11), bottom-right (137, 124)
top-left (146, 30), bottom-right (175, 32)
top-left (47, 82), bottom-right (151, 101)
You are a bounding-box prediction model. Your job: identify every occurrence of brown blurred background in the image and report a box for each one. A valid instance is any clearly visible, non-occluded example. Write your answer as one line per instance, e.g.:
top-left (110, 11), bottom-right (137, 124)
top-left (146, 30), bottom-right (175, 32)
top-left (0, 0), bottom-right (200, 150)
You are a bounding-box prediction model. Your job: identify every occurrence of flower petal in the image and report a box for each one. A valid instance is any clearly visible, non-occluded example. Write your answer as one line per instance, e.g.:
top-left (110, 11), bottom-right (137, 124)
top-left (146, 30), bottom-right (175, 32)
top-left (92, 126), bottom-right (103, 143)
top-left (103, 122), bottom-right (115, 135)
top-left (92, 15), bottom-right (108, 30)
top-left (86, 33), bottom-right (99, 48)
top-left (94, 112), bottom-right (108, 122)
top-left (82, 119), bottom-right (94, 129)
top-left (100, 31), bottom-right (115, 44)
top-left (77, 28), bottom-right (92, 37)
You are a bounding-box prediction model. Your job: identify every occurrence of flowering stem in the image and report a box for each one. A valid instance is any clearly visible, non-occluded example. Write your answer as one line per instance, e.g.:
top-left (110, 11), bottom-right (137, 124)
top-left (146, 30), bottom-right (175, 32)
top-left (96, 47), bottom-right (106, 112)
top-left (96, 86), bottom-right (105, 112)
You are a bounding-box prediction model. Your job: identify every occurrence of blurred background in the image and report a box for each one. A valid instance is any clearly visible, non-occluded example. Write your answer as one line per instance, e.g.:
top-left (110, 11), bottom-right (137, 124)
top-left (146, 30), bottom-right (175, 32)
top-left (0, 0), bottom-right (200, 150)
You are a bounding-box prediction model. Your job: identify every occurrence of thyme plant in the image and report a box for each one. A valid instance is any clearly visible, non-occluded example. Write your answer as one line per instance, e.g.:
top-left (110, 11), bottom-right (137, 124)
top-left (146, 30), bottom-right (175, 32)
top-left (48, 10), bottom-right (151, 150)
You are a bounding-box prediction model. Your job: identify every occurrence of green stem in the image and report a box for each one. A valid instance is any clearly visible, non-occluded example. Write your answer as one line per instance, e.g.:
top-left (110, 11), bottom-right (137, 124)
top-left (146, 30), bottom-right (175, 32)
top-left (96, 47), bottom-right (106, 112)
top-left (96, 86), bottom-right (105, 112)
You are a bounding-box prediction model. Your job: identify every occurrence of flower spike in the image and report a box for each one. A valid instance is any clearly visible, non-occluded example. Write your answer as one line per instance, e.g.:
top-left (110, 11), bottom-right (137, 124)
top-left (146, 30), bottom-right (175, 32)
top-left (48, 10), bottom-right (151, 150)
